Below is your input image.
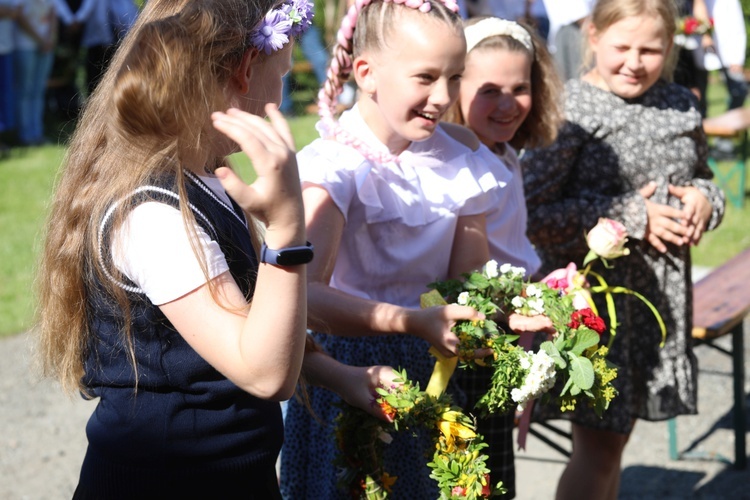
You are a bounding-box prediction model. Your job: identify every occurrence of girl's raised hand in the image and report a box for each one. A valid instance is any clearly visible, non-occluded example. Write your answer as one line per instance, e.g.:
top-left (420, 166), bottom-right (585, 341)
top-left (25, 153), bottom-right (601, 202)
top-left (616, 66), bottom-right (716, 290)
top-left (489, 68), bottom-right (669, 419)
top-left (212, 104), bottom-right (303, 242)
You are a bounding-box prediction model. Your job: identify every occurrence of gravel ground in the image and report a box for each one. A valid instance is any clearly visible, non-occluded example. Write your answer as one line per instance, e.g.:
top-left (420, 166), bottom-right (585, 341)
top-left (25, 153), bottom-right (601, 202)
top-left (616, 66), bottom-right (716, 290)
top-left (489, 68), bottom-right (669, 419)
top-left (2, 315), bottom-right (749, 500)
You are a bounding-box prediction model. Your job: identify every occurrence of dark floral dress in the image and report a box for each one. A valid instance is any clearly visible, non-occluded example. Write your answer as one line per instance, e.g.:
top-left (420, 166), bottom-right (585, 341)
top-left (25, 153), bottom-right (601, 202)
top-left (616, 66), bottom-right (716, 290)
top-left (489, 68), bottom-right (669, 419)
top-left (521, 79), bottom-right (725, 434)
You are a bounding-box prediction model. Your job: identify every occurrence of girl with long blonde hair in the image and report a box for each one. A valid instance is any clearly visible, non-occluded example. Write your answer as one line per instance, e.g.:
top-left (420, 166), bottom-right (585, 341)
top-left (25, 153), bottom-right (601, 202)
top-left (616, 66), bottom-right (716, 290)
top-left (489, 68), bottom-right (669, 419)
top-left (36, 0), bottom-right (393, 496)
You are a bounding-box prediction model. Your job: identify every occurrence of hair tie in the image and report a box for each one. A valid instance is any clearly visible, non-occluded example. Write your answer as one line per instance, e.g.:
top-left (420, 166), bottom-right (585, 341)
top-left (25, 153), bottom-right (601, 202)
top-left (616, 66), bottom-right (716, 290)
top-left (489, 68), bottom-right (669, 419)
top-left (464, 18), bottom-right (534, 55)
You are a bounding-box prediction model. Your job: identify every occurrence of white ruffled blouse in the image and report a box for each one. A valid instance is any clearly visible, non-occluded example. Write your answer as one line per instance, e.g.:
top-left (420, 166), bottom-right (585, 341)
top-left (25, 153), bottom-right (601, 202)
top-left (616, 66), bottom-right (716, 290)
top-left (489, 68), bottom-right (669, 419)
top-left (298, 105), bottom-right (511, 309)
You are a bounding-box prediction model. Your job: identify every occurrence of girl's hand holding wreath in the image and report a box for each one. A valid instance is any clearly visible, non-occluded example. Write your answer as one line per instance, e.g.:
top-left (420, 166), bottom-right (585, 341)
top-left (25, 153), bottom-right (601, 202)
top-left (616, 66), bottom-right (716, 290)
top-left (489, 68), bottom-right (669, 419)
top-left (407, 303), bottom-right (487, 359)
top-left (341, 365), bottom-right (401, 422)
top-left (507, 312), bottom-right (555, 337)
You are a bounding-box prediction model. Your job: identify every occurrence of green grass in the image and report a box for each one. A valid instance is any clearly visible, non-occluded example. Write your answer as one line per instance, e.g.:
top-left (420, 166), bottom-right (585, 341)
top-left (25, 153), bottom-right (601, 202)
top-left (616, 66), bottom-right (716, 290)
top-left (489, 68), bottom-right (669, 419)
top-left (690, 77), bottom-right (750, 266)
top-left (2, 82), bottom-right (749, 338)
top-left (0, 115), bottom-right (319, 338)
top-left (0, 146), bottom-right (66, 336)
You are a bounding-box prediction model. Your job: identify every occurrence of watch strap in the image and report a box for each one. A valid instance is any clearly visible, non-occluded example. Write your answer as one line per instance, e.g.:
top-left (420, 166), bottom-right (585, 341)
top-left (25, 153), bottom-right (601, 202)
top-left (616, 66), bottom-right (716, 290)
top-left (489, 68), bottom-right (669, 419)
top-left (260, 241), bottom-right (314, 266)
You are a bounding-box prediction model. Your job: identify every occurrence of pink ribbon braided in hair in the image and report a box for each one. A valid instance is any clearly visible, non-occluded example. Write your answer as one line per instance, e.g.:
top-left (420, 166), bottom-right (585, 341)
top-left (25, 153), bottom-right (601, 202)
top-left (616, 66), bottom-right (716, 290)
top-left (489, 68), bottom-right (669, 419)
top-left (317, 0), bottom-right (459, 164)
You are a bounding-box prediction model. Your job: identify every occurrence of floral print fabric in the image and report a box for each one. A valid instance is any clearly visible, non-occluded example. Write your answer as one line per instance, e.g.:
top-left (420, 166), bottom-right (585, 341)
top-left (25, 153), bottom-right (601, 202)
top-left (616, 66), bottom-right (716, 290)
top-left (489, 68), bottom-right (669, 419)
top-left (521, 79), bottom-right (725, 433)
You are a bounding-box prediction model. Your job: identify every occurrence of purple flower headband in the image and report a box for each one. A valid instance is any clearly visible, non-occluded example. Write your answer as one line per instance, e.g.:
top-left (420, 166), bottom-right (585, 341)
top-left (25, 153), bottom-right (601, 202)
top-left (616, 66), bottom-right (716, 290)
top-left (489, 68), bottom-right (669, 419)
top-left (250, 0), bottom-right (314, 54)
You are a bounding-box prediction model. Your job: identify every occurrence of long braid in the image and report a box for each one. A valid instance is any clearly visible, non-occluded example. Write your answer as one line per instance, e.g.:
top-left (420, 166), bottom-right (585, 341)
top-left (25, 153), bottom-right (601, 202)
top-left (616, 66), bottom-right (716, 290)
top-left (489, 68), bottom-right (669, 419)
top-left (317, 0), bottom-right (460, 164)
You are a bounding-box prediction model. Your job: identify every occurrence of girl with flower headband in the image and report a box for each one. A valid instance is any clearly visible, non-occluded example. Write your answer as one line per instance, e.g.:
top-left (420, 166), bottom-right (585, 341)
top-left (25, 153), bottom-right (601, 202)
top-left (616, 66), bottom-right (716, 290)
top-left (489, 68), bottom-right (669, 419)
top-left (522, 0), bottom-right (725, 498)
top-left (278, 0), bottom-right (557, 497)
top-left (35, 1), bottom-right (397, 497)
top-left (444, 16), bottom-right (563, 499)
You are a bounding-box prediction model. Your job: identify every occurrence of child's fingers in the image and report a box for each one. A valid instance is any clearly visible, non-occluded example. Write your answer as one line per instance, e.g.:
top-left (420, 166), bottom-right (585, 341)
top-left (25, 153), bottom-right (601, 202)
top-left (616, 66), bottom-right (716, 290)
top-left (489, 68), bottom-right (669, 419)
top-left (213, 110), bottom-right (283, 154)
top-left (639, 181), bottom-right (657, 199)
top-left (444, 304), bottom-right (485, 322)
top-left (646, 232), bottom-right (668, 253)
top-left (212, 112), bottom-right (273, 159)
top-left (264, 103), bottom-right (296, 151)
top-left (212, 110), bottom-right (295, 178)
top-left (668, 184), bottom-right (687, 198)
top-left (223, 108), bottom-right (290, 150)
top-left (214, 166), bottom-right (261, 214)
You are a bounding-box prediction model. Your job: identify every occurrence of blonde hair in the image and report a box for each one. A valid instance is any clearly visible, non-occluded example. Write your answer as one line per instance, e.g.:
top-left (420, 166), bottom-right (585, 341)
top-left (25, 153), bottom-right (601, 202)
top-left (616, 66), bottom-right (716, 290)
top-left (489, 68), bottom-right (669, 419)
top-left (446, 17), bottom-right (563, 150)
top-left (584, 0), bottom-right (679, 80)
top-left (317, 0), bottom-right (463, 162)
top-left (35, 0), bottom-right (275, 395)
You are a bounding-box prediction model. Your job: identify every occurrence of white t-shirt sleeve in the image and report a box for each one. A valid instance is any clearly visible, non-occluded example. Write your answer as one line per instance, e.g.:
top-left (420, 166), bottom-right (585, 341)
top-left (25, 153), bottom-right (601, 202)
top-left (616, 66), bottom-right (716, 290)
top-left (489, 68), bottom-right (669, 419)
top-left (111, 202), bottom-right (230, 305)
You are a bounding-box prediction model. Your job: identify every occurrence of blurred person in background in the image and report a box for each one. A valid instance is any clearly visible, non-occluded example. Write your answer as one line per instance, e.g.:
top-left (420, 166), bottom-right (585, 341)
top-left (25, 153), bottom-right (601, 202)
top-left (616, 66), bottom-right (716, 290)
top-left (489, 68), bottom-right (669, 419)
top-left (692, 0), bottom-right (747, 118)
top-left (54, 0), bottom-right (113, 96)
top-left (14, 0), bottom-right (57, 146)
top-left (542, 0), bottom-right (594, 81)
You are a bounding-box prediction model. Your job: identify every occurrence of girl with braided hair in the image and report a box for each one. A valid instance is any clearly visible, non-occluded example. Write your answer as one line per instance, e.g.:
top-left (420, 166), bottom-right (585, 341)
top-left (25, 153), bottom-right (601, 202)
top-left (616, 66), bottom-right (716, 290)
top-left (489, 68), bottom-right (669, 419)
top-left (279, 0), bottom-right (537, 497)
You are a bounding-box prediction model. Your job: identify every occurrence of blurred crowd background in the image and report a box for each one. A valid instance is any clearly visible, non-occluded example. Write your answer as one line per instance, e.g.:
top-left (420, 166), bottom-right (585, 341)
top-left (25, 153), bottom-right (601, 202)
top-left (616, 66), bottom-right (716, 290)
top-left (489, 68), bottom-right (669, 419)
top-left (1, 0), bottom-right (749, 155)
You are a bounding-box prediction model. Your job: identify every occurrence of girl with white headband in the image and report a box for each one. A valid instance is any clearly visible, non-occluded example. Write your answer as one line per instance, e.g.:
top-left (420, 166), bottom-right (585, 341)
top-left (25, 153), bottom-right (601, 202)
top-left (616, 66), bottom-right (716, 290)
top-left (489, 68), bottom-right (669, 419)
top-left (445, 16), bottom-right (563, 499)
top-left (279, 0), bottom-right (556, 497)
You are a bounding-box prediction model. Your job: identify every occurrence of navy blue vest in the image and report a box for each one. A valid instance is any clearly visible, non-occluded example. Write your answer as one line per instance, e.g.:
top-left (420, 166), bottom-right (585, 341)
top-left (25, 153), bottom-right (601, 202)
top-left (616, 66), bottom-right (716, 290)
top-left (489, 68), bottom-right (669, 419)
top-left (79, 172), bottom-right (283, 495)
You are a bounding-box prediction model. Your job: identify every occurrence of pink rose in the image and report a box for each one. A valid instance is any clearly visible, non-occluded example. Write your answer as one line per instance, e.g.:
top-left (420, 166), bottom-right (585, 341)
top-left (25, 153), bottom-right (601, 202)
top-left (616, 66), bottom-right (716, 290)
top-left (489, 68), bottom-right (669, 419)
top-left (586, 218), bottom-right (630, 260)
top-left (542, 262), bottom-right (578, 292)
top-left (541, 263), bottom-right (591, 310)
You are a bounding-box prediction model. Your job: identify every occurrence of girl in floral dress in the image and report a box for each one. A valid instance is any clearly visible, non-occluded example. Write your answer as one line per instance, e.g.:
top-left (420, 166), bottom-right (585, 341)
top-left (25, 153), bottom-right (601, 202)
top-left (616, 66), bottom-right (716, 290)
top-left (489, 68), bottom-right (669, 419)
top-left (522, 0), bottom-right (725, 498)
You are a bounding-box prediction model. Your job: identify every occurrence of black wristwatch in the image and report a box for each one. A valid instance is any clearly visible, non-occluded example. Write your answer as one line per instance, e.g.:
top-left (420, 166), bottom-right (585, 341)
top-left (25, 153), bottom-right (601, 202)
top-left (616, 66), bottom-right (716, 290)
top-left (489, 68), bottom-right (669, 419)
top-left (260, 241), bottom-right (314, 266)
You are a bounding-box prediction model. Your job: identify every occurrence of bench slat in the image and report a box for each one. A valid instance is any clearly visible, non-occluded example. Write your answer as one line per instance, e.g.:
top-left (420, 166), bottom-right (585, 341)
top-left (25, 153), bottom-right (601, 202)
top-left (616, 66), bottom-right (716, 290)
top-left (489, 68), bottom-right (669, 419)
top-left (692, 247), bottom-right (750, 340)
top-left (702, 107), bottom-right (750, 138)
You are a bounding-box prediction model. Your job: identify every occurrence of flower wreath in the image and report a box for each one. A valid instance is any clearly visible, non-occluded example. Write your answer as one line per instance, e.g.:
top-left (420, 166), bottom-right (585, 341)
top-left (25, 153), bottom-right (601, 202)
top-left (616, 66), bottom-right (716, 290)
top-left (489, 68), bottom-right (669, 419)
top-left (250, 0), bottom-right (314, 54)
top-left (334, 219), bottom-right (665, 499)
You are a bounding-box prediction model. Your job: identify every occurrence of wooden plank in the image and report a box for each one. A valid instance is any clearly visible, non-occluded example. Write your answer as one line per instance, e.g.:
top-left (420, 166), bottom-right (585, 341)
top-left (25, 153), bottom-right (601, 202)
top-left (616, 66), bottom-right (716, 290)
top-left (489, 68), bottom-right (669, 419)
top-left (703, 107), bottom-right (750, 138)
top-left (692, 247), bottom-right (750, 340)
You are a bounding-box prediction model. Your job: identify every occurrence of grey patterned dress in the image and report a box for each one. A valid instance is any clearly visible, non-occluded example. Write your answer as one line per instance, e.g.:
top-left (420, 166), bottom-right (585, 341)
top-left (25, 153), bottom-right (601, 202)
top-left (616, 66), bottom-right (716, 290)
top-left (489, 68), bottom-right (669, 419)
top-left (521, 79), bottom-right (725, 434)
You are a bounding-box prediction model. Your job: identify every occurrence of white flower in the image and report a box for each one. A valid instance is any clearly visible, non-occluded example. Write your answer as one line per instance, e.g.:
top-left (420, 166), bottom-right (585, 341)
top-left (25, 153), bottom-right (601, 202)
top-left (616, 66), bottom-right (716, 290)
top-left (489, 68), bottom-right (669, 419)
top-left (511, 266), bottom-right (526, 276)
top-left (526, 284), bottom-right (542, 298)
top-left (510, 387), bottom-right (525, 403)
top-left (457, 291), bottom-right (470, 305)
top-left (528, 298), bottom-right (545, 315)
top-left (500, 263), bottom-right (513, 274)
top-left (484, 259), bottom-right (499, 278)
top-left (511, 296), bottom-right (525, 309)
top-left (519, 354), bottom-right (531, 370)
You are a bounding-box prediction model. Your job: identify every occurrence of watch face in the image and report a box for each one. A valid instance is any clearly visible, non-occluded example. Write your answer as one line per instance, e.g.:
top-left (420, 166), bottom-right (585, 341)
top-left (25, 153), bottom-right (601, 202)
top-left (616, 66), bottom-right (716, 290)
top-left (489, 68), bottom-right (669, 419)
top-left (276, 248), bottom-right (314, 266)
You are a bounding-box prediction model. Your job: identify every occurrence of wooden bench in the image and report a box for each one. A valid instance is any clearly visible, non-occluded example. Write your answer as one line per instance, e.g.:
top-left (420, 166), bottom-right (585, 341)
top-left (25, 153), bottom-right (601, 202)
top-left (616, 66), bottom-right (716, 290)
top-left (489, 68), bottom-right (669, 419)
top-left (702, 107), bottom-right (750, 208)
top-left (668, 246), bottom-right (750, 469)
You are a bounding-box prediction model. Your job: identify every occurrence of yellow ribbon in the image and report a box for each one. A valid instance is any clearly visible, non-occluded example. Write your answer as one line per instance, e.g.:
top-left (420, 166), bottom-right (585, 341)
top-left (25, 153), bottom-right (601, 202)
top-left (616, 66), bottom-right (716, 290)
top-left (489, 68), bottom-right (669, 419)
top-left (425, 346), bottom-right (458, 398)
top-left (420, 290), bottom-right (460, 397)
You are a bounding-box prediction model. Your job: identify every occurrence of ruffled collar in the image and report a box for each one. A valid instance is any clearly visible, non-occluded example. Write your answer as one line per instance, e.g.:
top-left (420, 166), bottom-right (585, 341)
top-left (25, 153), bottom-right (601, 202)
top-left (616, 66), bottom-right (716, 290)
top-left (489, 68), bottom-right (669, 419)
top-left (316, 104), bottom-right (478, 171)
top-left (305, 106), bottom-right (510, 227)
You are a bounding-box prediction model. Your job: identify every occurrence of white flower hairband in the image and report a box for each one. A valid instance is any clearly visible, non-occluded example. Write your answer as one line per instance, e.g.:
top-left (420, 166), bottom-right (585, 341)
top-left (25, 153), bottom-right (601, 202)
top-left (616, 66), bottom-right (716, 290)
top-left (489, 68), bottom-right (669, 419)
top-left (464, 18), bottom-right (534, 55)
